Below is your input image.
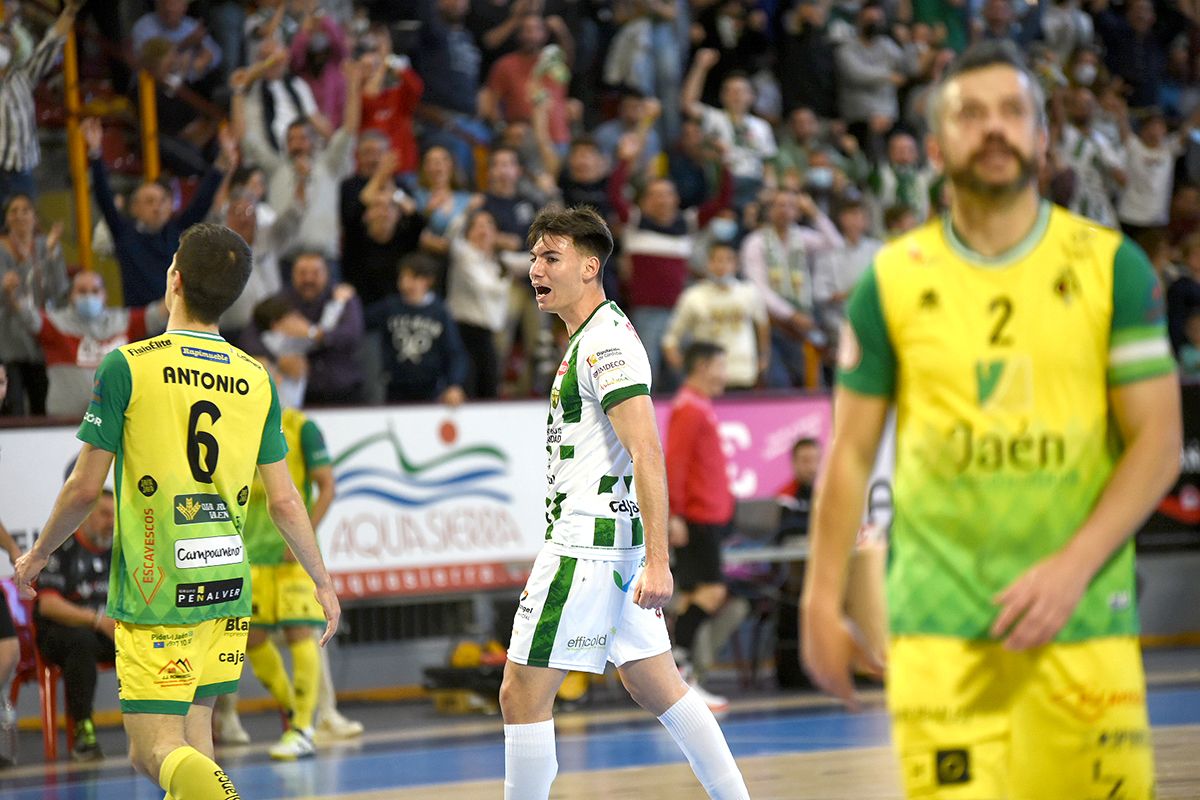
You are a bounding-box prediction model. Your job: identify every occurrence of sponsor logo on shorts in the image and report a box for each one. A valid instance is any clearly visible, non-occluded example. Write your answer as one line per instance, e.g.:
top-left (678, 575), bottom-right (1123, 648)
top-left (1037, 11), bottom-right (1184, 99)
top-left (151, 630), bottom-right (194, 646)
top-left (176, 578), bottom-right (244, 608)
top-left (225, 618), bottom-right (249, 632)
top-left (174, 494), bottom-right (232, 525)
top-left (217, 651), bottom-right (245, 664)
top-left (156, 658), bottom-right (194, 687)
top-left (935, 749), bottom-right (970, 785)
top-left (566, 633), bottom-right (608, 651)
top-left (175, 535), bottom-right (244, 568)
top-left (181, 346), bottom-right (230, 364)
top-left (612, 570), bottom-right (635, 593)
top-left (1097, 729), bottom-right (1149, 748)
top-left (1050, 687), bottom-right (1145, 724)
top-left (138, 475), bottom-right (158, 497)
top-left (237, 485), bottom-right (249, 506)
top-left (153, 641), bottom-right (164, 648)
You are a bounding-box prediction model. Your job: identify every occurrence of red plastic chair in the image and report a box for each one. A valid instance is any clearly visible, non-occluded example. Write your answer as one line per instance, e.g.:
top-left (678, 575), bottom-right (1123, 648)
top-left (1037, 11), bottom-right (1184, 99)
top-left (4, 580), bottom-right (113, 761)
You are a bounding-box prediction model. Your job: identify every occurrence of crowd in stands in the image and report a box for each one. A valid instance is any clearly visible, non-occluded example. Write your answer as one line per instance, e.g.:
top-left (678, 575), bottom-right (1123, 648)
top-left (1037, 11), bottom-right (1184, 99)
top-left (2, 0), bottom-right (1200, 417)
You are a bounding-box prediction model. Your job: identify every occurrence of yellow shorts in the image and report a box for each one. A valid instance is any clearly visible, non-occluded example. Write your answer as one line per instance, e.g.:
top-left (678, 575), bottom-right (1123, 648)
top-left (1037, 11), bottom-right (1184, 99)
top-left (115, 617), bottom-right (249, 715)
top-left (887, 635), bottom-right (1155, 799)
top-left (250, 562), bottom-right (323, 628)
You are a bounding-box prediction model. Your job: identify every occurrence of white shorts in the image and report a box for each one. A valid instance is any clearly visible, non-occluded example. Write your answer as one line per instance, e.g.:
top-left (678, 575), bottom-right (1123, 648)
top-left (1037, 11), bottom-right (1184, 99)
top-left (507, 548), bottom-right (671, 674)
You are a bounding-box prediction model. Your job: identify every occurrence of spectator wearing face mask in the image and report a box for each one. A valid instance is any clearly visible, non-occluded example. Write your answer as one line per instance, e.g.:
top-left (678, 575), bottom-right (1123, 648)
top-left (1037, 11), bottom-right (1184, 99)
top-left (1, 270), bottom-right (166, 417)
top-left (289, 5), bottom-right (348, 129)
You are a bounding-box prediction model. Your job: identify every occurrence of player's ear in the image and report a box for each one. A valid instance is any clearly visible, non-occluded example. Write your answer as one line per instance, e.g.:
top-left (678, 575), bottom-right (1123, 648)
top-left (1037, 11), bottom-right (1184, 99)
top-left (582, 255), bottom-right (600, 282)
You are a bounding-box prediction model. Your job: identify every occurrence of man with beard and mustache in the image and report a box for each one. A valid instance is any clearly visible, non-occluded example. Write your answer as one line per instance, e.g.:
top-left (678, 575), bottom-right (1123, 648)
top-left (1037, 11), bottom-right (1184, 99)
top-left (803, 41), bottom-right (1178, 799)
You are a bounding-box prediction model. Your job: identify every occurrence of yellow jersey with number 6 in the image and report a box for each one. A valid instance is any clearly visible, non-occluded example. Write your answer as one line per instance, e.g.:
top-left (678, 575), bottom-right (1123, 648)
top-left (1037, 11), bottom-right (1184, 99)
top-left (78, 329), bottom-right (287, 626)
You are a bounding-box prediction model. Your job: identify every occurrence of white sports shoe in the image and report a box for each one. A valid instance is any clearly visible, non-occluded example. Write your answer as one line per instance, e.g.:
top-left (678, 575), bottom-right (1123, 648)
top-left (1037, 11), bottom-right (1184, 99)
top-left (317, 710), bottom-right (364, 739)
top-left (269, 728), bottom-right (315, 760)
top-left (678, 662), bottom-right (729, 713)
top-left (213, 710), bottom-right (251, 745)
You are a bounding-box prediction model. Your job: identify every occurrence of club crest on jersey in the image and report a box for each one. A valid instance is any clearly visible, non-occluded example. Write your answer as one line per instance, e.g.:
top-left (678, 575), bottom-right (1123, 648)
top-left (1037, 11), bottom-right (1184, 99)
top-left (551, 386), bottom-right (560, 408)
top-left (138, 475), bottom-right (158, 497)
top-left (1053, 267), bottom-right (1080, 304)
top-left (557, 359), bottom-right (570, 376)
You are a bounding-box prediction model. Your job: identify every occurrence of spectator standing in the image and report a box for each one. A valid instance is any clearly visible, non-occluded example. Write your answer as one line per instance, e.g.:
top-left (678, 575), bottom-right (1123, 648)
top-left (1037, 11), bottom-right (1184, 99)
top-left (447, 209), bottom-right (524, 399)
top-left (592, 88), bottom-right (664, 178)
top-left (33, 474), bottom-right (115, 761)
top-left (609, 134), bottom-right (733, 389)
top-left (0, 1), bottom-right (82, 204)
top-left (1167, 234), bottom-right (1200, 351)
top-left (130, 0), bottom-right (223, 94)
top-left (813, 195), bottom-right (883, 333)
top-left (683, 48), bottom-right (778, 208)
top-left (413, 145), bottom-right (477, 260)
top-left (358, 30), bottom-right (424, 178)
top-left (3, 270), bottom-right (167, 417)
top-left (349, 150), bottom-right (425, 307)
top-left (83, 118), bottom-right (230, 307)
top-left (243, 252), bottom-right (366, 405)
top-left (236, 38), bottom-right (332, 155)
top-left (1055, 86), bottom-right (1126, 228)
top-left (480, 13), bottom-right (574, 148)
top-left (835, 4), bottom-right (918, 160)
top-left (665, 341), bottom-right (735, 711)
top-left (289, 3), bottom-right (349, 129)
top-left (741, 188), bottom-right (843, 387)
top-left (0, 194), bottom-right (69, 415)
top-left (366, 254), bottom-right (468, 405)
top-left (662, 242), bottom-right (769, 391)
top-left (236, 59), bottom-right (364, 267)
top-left (413, 0), bottom-right (491, 177)
top-left (1117, 107), bottom-right (1187, 236)
top-left (777, 0), bottom-right (839, 119)
top-left (1092, 0), bottom-right (1183, 110)
top-left (217, 178), bottom-right (299, 339)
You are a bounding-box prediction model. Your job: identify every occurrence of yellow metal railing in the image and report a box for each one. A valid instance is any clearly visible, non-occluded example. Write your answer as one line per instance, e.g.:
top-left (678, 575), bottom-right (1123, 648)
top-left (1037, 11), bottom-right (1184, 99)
top-left (62, 28), bottom-right (91, 270)
top-left (137, 70), bottom-right (160, 182)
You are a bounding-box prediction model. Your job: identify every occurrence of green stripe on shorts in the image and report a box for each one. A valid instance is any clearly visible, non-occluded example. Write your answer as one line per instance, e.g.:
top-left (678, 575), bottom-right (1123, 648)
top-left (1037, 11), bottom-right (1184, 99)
top-left (527, 556), bottom-right (577, 668)
top-left (120, 698), bottom-right (193, 715)
top-left (194, 679), bottom-right (241, 698)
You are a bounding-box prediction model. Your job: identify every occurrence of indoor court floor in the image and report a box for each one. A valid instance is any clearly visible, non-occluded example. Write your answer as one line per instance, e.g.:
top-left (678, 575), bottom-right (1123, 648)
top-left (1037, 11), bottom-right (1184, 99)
top-left (2, 654), bottom-right (1199, 800)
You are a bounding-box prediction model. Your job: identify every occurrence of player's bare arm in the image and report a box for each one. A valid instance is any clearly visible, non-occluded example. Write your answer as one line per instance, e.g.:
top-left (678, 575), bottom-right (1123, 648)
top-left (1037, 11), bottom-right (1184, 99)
top-left (802, 387), bottom-right (889, 710)
top-left (13, 444), bottom-right (115, 599)
top-left (607, 394), bottom-right (673, 610)
top-left (259, 459), bottom-right (341, 645)
top-left (992, 372), bottom-right (1182, 650)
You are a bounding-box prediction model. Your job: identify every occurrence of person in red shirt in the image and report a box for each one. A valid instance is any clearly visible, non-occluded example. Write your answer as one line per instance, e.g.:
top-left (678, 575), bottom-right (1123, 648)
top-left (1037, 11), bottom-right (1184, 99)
top-left (479, 14), bottom-right (573, 147)
top-left (665, 341), bottom-right (734, 710)
top-left (358, 25), bottom-right (424, 177)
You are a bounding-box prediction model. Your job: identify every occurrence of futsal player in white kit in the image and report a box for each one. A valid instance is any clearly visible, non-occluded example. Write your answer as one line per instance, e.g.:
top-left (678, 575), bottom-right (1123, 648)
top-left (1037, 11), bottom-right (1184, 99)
top-left (501, 206), bottom-right (750, 800)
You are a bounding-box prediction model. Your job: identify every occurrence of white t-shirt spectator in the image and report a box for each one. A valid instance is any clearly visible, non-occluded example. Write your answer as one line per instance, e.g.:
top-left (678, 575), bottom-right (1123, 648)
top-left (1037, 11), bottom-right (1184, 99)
top-left (698, 105), bottom-right (777, 182)
top-left (662, 279), bottom-right (767, 389)
top-left (1118, 135), bottom-right (1179, 227)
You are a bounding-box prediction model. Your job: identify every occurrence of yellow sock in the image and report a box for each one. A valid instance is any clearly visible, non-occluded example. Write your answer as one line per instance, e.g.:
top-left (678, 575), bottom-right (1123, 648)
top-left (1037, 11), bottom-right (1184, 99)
top-left (159, 745), bottom-right (239, 800)
top-left (247, 639), bottom-right (295, 721)
top-left (289, 636), bottom-right (320, 730)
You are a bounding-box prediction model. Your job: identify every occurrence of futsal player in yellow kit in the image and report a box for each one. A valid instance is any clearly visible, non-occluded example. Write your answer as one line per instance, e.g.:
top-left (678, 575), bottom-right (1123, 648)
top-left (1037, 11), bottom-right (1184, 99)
top-left (242, 405), bottom-right (335, 759)
top-left (14, 224), bottom-right (340, 800)
top-left (802, 43), bottom-right (1181, 799)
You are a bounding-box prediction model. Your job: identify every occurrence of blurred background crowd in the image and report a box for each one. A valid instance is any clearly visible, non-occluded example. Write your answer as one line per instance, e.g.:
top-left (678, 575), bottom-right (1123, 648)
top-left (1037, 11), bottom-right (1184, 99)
top-left (2, 0), bottom-right (1200, 419)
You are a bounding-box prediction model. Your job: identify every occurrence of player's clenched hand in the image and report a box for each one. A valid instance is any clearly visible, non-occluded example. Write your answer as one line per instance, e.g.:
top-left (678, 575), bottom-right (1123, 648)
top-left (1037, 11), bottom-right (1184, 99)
top-left (12, 549), bottom-right (49, 601)
top-left (801, 601), bottom-right (884, 712)
top-left (990, 551), bottom-right (1090, 650)
top-left (314, 581), bottom-right (341, 647)
top-left (633, 560), bottom-right (673, 610)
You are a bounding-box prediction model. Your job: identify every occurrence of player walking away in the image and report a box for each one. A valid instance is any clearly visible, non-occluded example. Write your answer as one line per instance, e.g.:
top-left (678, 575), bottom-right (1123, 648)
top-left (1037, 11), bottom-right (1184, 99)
top-left (501, 206), bottom-right (749, 800)
top-left (241, 404), bottom-right (340, 759)
top-left (14, 224), bottom-right (340, 800)
top-left (802, 41), bottom-right (1180, 799)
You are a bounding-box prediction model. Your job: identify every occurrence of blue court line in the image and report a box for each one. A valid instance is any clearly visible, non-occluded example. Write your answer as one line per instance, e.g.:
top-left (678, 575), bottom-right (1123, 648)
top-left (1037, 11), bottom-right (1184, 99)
top-left (5, 687), bottom-right (1199, 800)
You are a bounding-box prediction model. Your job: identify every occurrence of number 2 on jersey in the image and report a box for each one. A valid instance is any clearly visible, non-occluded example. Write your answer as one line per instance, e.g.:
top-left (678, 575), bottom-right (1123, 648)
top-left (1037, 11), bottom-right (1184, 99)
top-left (989, 296), bottom-right (1014, 346)
top-left (187, 400), bottom-right (222, 483)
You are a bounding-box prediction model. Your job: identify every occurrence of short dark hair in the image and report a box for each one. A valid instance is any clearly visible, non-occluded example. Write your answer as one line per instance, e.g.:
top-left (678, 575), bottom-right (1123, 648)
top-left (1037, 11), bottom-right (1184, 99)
top-left (252, 294), bottom-right (292, 332)
top-left (683, 341), bottom-right (725, 376)
top-left (490, 144), bottom-right (523, 168)
top-left (399, 252), bottom-right (441, 281)
top-left (707, 239), bottom-right (737, 257)
top-left (792, 437), bottom-right (820, 457)
top-left (527, 205), bottom-right (614, 271)
top-left (927, 40), bottom-right (1046, 134)
top-left (174, 223), bottom-right (253, 324)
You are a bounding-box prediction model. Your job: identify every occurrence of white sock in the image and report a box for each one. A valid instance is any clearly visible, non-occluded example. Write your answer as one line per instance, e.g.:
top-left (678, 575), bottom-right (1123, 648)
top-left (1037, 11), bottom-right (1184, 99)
top-left (504, 719), bottom-right (558, 800)
top-left (658, 689), bottom-right (750, 800)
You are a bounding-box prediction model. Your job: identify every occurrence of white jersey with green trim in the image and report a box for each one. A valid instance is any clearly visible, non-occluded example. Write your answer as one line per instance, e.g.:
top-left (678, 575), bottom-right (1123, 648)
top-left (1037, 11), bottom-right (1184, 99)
top-left (544, 300), bottom-right (652, 561)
